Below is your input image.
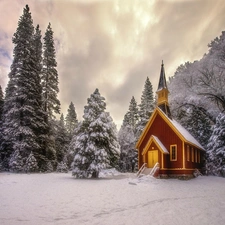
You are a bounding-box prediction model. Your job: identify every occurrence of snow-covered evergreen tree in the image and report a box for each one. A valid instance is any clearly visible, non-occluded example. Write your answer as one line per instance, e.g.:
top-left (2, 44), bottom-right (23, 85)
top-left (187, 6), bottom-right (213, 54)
top-left (207, 113), bottom-right (225, 177)
top-left (42, 23), bottom-right (60, 120)
top-left (0, 6), bottom-right (57, 172)
top-left (118, 96), bottom-right (140, 172)
top-left (118, 122), bottom-right (137, 172)
top-left (0, 85), bottom-right (3, 123)
top-left (55, 114), bottom-right (70, 164)
top-left (175, 106), bottom-right (212, 149)
top-left (9, 150), bottom-right (24, 172)
top-left (25, 151), bottom-right (38, 173)
top-left (39, 23), bottom-right (61, 170)
top-left (56, 161), bottom-right (68, 173)
top-left (136, 77), bottom-right (155, 139)
top-left (71, 89), bottom-right (120, 178)
top-left (0, 5), bottom-right (49, 172)
top-left (65, 102), bottom-right (78, 138)
top-left (0, 85), bottom-right (3, 165)
top-left (126, 96), bottom-right (139, 131)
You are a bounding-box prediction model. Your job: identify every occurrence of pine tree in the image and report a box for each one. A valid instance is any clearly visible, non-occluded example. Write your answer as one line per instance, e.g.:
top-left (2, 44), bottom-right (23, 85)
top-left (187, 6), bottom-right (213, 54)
top-left (0, 85), bottom-right (3, 148)
top-left (0, 86), bottom-right (4, 169)
top-left (126, 96), bottom-right (139, 131)
top-left (136, 77), bottom-right (155, 139)
top-left (0, 85), bottom-right (3, 122)
top-left (71, 89), bottom-right (120, 178)
top-left (55, 114), bottom-right (69, 164)
top-left (176, 106), bottom-right (212, 149)
top-left (0, 5), bottom-right (48, 172)
top-left (0, 78), bottom-right (15, 169)
top-left (70, 122), bottom-right (89, 178)
top-left (117, 96), bottom-right (139, 172)
top-left (42, 23), bottom-right (60, 120)
top-left (39, 23), bottom-right (60, 170)
top-left (207, 113), bottom-right (225, 177)
top-left (65, 102), bottom-right (78, 138)
top-left (118, 123), bottom-right (136, 172)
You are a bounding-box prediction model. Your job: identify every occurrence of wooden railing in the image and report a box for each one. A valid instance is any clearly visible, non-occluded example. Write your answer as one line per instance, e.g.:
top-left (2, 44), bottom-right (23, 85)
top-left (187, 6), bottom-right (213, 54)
top-left (149, 162), bottom-right (160, 177)
top-left (137, 163), bottom-right (147, 177)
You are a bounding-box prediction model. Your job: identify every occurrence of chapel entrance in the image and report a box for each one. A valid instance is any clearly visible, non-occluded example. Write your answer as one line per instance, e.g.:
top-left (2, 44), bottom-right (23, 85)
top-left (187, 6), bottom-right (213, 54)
top-left (148, 150), bottom-right (158, 168)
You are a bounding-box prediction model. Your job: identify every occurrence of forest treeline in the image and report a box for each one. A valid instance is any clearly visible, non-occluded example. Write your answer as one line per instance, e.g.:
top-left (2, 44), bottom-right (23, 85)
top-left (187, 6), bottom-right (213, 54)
top-left (0, 5), bottom-right (225, 177)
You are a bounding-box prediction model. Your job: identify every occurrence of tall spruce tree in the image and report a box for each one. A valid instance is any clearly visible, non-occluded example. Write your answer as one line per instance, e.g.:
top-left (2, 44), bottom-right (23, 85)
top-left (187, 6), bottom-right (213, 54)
top-left (0, 5), bottom-right (48, 171)
top-left (40, 22), bottom-right (61, 169)
top-left (42, 23), bottom-right (60, 120)
top-left (117, 96), bottom-right (139, 172)
top-left (71, 89), bottom-right (120, 178)
top-left (0, 85), bottom-right (3, 122)
top-left (65, 102), bottom-right (78, 138)
top-left (136, 77), bottom-right (155, 139)
top-left (0, 85), bottom-right (4, 168)
top-left (126, 96), bottom-right (139, 131)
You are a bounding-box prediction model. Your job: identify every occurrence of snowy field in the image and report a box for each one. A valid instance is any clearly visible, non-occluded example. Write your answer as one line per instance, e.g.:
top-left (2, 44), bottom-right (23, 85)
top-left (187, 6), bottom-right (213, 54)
top-left (1, 171), bottom-right (225, 225)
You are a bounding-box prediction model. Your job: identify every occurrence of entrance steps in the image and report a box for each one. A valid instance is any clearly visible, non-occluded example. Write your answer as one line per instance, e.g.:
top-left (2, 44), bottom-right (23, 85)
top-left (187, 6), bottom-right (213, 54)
top-left (137, 162), bottom-right (160, 178)
top-left (140, 168), bottom-right (152, 176)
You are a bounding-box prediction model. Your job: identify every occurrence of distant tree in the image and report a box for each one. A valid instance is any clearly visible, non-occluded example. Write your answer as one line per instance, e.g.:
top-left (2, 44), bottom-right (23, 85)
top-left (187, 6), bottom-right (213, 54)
top-left (65, 102), bottom-right (78, 138)
top-left (118, 96), bottom-right (139, 172)
top-left (71, 89), bottom-right (120, 178)
top-left (118, 122), bottom-right (137, 172)
top-left (55, 114), bottom-right (70, 164)
top-left (136, 77), bottom-right (155, 139)
top-left (207, 113), bottom-right (225, 177)
top-left (126, 96), bottom-right (139, 131)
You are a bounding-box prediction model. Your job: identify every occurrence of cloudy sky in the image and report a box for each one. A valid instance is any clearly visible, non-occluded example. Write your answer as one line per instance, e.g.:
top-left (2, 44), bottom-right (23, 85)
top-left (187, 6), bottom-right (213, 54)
top-left (1, 0), bottom-right (225, 128)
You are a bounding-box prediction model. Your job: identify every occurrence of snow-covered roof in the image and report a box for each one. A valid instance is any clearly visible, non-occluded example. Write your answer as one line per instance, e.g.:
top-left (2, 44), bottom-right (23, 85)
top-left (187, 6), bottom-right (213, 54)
top-left (136, 107), bottom-right (205, 151)
top-left (158, 108), bottom-right (205, 150)
top-left (152, 135), bottom-right (169, 154)
top-left (169, 118), bottom-right (204, 150)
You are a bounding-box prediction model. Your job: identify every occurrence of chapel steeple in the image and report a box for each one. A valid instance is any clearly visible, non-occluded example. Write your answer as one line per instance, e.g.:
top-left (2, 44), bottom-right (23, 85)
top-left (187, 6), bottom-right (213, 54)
top-left (156, 61), bottom-right (172, 118)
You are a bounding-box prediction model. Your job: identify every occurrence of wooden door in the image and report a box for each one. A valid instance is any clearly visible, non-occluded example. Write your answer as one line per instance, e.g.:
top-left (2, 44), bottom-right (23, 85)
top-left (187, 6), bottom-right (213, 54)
top-left (148, 150), bottom-right (158, 168)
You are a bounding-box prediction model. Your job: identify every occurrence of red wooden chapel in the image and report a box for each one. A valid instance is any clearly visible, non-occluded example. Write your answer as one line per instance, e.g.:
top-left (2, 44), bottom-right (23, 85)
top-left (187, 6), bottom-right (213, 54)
top-left (136, 62), bottom-right (205, 177)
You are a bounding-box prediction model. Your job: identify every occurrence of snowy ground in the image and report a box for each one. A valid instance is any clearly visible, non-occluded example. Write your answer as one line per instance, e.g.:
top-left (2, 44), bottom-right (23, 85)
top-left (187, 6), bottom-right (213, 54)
top-left (1, 171), bottom-right (225, 225)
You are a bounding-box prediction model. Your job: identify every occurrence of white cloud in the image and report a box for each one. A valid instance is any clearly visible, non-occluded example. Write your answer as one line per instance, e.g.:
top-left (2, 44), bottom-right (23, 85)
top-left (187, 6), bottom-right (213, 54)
top-left (1, 0), bottom-right (225, 128)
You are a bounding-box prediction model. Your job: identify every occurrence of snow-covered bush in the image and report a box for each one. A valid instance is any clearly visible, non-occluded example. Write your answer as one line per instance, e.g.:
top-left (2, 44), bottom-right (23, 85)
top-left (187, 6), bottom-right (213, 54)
top-left (56, 161), bottom-right (68, 173)
top-left (9, 150), bottom-right (24, 172)
top-left (25, 152), bottom-right (38, 173)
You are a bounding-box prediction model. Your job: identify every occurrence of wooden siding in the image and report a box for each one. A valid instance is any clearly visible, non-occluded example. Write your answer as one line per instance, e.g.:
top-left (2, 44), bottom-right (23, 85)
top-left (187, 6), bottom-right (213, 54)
top-left (184, 143), bottom-right (204, 170)
top-left (138, 114), bottom-right (183, 169)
